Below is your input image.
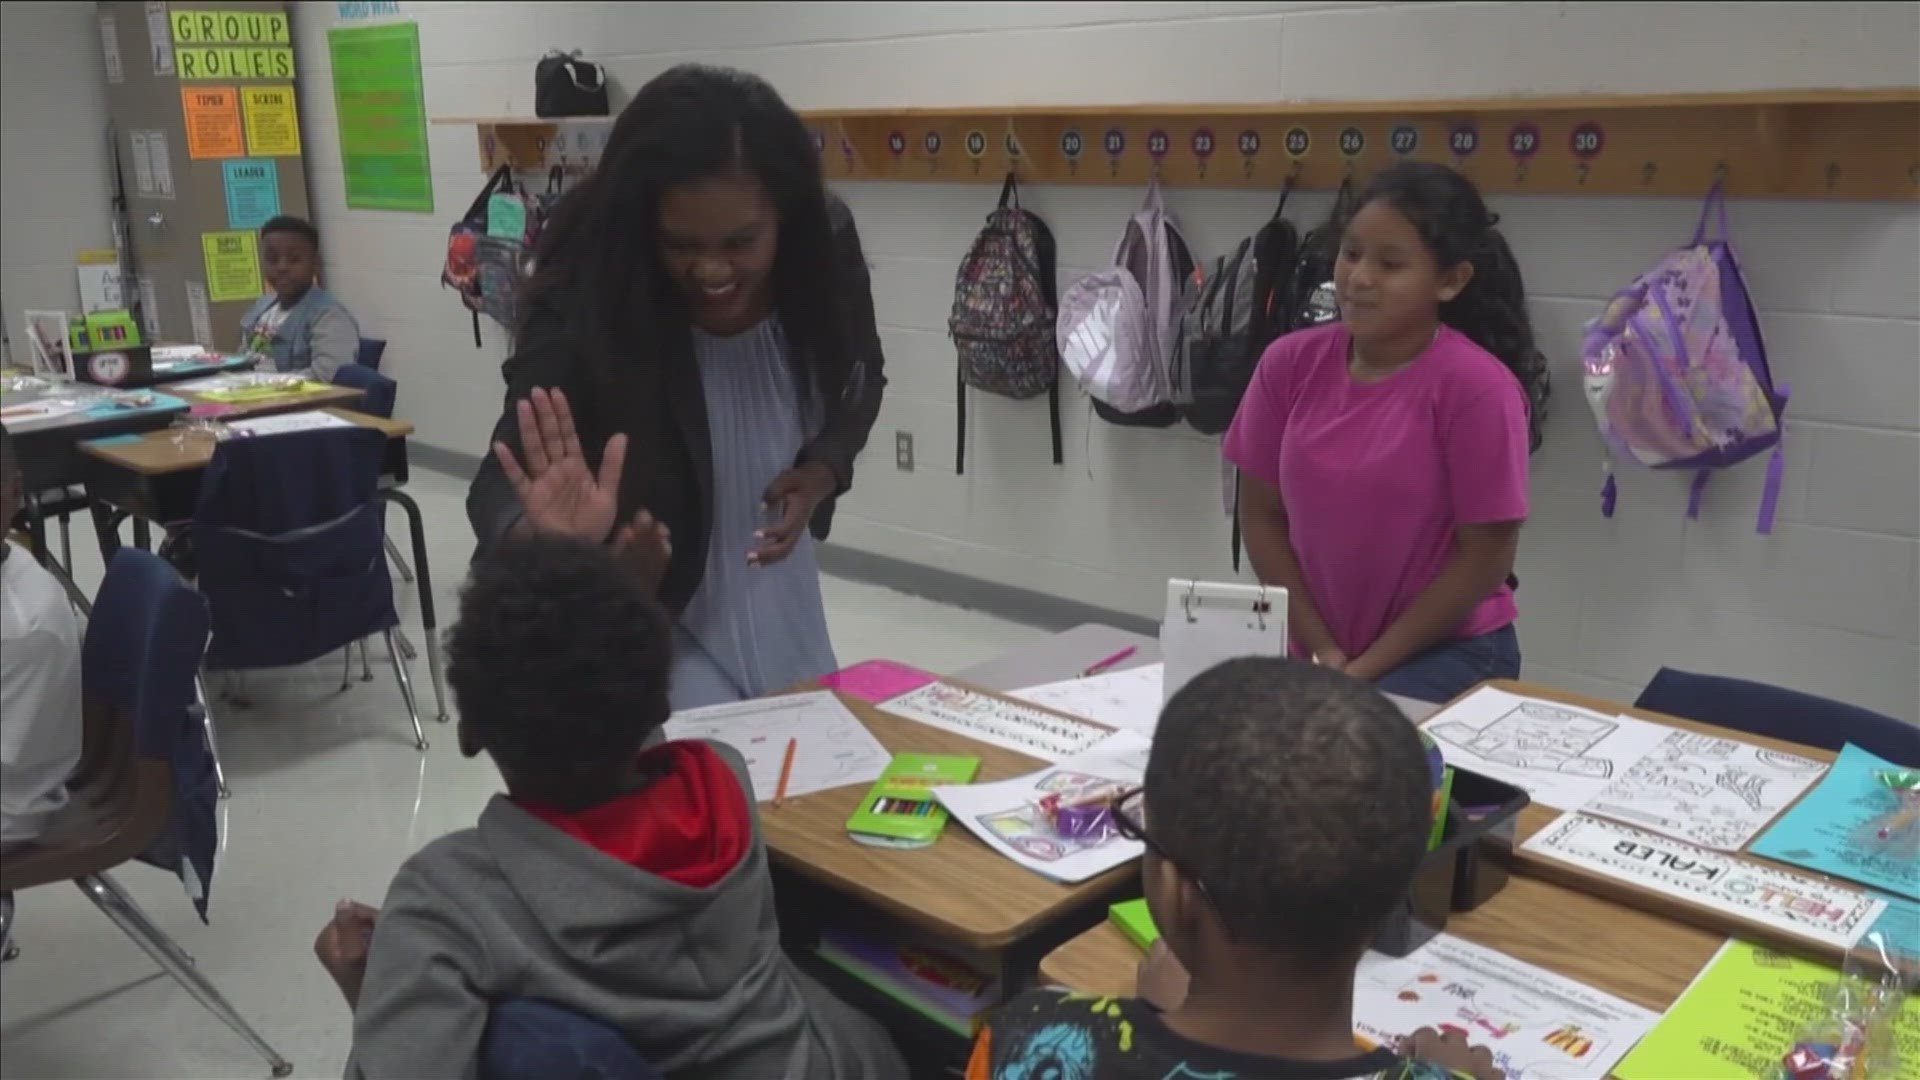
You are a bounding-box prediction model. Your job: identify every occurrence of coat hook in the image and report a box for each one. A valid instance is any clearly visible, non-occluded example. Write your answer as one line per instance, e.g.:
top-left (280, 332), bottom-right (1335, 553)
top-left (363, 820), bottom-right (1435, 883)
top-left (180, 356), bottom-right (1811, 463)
top-left (1825, 162), bottom-right (1842, 189)
top-left (1288, 160), bottom-right (1303, 183)
top-left (1910, 164), bottom-right (1919, 186)
top-left (1712, 161), bottom-right (1730, 183)
top-left (1640, 161), bottom-right (1657, 185)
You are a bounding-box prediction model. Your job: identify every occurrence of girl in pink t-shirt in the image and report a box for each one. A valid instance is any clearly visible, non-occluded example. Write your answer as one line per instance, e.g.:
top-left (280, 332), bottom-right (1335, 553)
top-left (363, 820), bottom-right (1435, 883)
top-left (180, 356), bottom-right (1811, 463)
top-left (1223, 163), bottom-right (1538, 703)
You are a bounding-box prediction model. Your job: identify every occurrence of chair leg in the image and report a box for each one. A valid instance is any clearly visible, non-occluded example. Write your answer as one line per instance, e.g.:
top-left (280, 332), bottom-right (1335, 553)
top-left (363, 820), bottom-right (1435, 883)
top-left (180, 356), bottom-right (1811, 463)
top-left (426, 633), bottom-right (450, 723)
top-left (194, 674), bottom-right (230, 799)
top-left (340, 646), bottom-right (354, 691)
top-left (57, 514), bottom-right (73, 576)
top-left (377, 489), bottom-right (449, 722)
top-left (393, 628), bottom-right (416, 661)
top-left (1, 891), bottom-right (17, 962)
top-left (78, 873), bottom-right (293, 1077)
top-left (384, 534), bottom-right (416, 583)
top-left (359, 639), bottom-right (374, 682)
top-left (385, 628), bottom-right (428, 751)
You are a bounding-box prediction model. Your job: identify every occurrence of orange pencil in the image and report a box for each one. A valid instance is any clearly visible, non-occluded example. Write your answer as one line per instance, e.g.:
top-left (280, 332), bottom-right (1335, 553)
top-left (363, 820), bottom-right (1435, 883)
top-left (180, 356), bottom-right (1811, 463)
top-left (773, 737), bottom-right (798, 807)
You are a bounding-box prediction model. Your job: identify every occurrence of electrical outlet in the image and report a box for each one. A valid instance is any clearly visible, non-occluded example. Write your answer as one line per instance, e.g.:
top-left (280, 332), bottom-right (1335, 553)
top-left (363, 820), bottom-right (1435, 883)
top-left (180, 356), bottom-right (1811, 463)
top-left (895, 430), bottom-right (915, 472)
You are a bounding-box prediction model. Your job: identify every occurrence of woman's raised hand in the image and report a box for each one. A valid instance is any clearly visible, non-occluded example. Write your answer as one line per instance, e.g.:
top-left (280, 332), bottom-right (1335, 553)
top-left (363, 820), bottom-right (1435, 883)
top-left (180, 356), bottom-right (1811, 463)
top-left (493, 388), bottom-right (627, 545)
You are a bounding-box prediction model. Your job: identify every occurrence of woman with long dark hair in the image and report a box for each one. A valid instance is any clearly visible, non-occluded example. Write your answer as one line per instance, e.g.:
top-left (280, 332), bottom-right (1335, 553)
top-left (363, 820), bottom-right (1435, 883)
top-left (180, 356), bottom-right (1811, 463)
top-left (1225, 162), bottom-right (1538, 703)
top-left (467, 65), bottom-right (885, 709)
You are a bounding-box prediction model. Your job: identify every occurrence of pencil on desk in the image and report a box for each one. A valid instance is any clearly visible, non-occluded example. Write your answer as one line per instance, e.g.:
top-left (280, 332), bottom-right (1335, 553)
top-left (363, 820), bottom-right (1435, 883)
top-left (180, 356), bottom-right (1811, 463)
top-left (1082, 646), bottom-right (1137, 677)
top-left (773, 737), bottom-right (798, 807)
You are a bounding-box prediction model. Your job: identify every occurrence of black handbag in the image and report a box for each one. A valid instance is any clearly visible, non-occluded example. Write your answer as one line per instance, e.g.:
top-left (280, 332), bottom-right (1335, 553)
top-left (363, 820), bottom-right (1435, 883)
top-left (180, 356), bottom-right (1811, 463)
top-left (534, 49), bottom-right (609, 117)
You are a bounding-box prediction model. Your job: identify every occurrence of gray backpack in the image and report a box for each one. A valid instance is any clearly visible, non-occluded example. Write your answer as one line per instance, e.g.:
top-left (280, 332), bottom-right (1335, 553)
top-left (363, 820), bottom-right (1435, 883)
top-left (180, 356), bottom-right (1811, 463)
top-left (1169, 181), bottom-right (1300, 435)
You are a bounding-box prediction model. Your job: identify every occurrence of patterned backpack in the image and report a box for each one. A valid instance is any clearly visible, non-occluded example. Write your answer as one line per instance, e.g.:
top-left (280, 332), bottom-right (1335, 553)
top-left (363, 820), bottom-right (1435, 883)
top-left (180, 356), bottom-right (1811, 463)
top-left (1055, 179), bottom-right (1196, 428)
top-left (442, 165), bottom-right (541, 348)
top-left (950, 173), bottom-right (1061, 473)
top-left (1581, 182), bottom-right (1788, 532)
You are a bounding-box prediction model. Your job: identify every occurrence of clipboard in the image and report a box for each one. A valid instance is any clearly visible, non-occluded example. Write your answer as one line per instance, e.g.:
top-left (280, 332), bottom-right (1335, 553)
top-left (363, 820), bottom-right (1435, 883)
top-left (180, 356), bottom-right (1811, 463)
top-left (1160, 578), bottom-right (1288, 704)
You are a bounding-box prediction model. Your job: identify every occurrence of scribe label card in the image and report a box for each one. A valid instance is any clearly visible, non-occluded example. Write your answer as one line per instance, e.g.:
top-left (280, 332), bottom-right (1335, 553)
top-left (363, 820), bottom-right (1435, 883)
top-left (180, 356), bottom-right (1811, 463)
top-left (1523, 814), bottom-right (1885, 951)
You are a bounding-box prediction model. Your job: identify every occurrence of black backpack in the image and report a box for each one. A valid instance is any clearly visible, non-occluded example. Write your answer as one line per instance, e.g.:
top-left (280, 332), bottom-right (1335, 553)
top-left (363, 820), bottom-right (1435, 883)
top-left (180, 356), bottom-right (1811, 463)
top-left (1168, 180), bottom-right (1300, 435)
top-left (950, 174), bottom-right (1062, 473)
top-left (1286, 174), bottom-right (1361, 332)
top-left (534, 49), bottom-right (609, 117)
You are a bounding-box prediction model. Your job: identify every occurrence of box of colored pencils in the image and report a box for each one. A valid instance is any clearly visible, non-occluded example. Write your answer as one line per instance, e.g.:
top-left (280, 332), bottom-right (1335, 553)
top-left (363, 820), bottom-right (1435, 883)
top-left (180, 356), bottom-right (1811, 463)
top-left (845, 753), bottom-right (980, 849)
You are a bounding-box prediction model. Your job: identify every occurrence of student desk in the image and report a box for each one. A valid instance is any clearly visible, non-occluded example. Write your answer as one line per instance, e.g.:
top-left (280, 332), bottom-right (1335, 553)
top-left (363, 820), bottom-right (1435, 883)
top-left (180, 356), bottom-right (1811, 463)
top-left (174, 382), bottom-right (364, 419)
top-left (134, 351), bottom-right (255, 388)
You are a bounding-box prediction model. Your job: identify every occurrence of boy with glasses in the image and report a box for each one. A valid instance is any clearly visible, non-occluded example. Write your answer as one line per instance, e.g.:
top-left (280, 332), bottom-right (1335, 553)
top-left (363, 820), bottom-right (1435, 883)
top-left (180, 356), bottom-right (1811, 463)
top-left (967, 657), bottom-right (1498, 1079)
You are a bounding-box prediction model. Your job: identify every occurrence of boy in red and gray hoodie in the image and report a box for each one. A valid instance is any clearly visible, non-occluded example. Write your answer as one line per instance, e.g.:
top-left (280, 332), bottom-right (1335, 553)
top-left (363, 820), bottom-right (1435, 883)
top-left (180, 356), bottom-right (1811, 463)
top-left (315, 532), bottom-right (902, 1078)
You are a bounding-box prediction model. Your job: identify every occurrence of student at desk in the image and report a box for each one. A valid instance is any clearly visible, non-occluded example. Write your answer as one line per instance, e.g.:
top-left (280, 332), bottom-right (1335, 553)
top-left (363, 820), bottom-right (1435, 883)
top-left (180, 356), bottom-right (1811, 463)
top-left (971, 659), bottom-right (1498, 1080)
top-left (1225, 164), bottom-right (1537, 704)
top-left (466, 65), bottom-right (885, 711)
top-left (0, 427), bottom-right (83, 853)
top-left (237, 215), bottom-right (361, 383)
top-left (313, 533), bottom-right (904, 1078)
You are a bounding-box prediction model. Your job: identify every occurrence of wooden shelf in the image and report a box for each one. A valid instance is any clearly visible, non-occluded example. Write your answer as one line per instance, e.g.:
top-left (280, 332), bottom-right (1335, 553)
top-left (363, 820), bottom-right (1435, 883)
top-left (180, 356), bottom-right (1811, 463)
top-left (439, 89), bottom-right (1920, 200)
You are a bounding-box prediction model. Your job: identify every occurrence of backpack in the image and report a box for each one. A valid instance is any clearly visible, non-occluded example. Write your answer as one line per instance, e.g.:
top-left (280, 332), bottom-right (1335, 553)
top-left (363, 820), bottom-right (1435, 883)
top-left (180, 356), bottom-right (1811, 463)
top-left (1055, 180), bottom-right (1196, 428)
top-left (534, 49), bottom-right (609, 117)
top-left (1581, 182), bottom-right (1788, 533)
top-left (1168, 179), bottom-right (1301, 435)
top-left (951, 173), bottom-right (1062, 474)
top-left (442, 166), bottom-right (545, 348)
top-left (1287, 174), bottom-right (1361, 331)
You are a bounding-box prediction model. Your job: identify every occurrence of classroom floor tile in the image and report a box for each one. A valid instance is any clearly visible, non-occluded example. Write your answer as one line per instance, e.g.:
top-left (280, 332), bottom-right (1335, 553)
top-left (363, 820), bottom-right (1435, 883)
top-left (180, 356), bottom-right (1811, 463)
top-left (0, 466), bottom-right (1042, 1080)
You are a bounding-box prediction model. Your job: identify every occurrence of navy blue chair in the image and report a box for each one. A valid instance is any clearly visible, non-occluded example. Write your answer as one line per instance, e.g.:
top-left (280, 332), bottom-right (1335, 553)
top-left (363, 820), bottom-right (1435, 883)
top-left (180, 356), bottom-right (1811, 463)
top-left (192, 426), bottom-right (427, 749)
top-left (1635, 668), bottom-right (1920, 765)
top-left (0, 549), bottom-right (292, 1076)
top-left (331, 363), bottom-right (397, 420)
top-left (482, 999), bottom-right (660, 1080)
top-left (356, 337), bottom-right (387, 372)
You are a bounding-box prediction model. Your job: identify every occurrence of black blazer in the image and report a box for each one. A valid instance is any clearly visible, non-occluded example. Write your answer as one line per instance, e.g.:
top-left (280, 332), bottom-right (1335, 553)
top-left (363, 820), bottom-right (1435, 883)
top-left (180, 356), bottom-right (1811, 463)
top-left (465, 196), bottom-right (887, 614)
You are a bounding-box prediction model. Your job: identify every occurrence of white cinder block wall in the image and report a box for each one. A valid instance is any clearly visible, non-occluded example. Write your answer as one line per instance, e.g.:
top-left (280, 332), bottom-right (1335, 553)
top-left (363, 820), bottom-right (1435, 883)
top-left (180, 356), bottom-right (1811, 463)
top-left (0, 1), bottom-right (116, 356)
top-left (187, 2), bottom-right (1920, 721)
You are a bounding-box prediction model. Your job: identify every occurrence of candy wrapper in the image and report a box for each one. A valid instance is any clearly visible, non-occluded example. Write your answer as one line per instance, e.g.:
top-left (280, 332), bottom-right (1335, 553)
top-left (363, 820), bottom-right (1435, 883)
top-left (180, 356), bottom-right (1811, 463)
top-left (1774, 913), bottom-right (1916, 1079)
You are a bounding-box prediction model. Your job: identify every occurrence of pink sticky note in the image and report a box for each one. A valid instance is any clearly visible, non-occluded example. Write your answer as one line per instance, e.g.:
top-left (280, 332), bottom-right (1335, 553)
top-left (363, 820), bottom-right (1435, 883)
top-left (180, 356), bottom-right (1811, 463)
top-left (820, 659), bottom-right (937, 703)
top-left (189, 402), bottom-right (238, 418)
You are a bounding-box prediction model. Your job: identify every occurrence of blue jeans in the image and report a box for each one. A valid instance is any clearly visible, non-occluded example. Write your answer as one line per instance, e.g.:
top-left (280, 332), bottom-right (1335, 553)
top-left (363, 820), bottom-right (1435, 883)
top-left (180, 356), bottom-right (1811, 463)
top-left (1375, 624), bottom-right (1521, 704)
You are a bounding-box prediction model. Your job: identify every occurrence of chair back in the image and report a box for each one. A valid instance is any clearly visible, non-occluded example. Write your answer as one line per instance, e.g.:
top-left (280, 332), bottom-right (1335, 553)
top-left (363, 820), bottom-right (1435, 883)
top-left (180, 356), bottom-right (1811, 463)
top-left (1635, 668), bottom-right (1920, 765)
top-left (482, 999), bottom-right (660, 1080)
top-left (356, 337), bottom-right (387, 372)
top-left (331, 363), bottom-right (397, 419)
top-left (194, 427), bottom-right (398, 671)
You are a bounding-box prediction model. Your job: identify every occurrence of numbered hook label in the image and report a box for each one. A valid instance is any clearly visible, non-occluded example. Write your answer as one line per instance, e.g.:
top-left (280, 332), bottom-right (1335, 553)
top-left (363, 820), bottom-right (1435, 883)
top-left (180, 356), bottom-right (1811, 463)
top-left (1238, 129), bottom-right (1261, 178)
top-left (887, 130), bottom-right (907, 157)
top-left (923, 130), bottom-right (942, 173)
top-left (964, 129), bottom-right (987, 175)
top-left (1338, 126), bottom-right (1366, 159)
top-left (1447, 122), bottom-right (1479, 159)
top-left (1507, 122), bottom-right (1541, 180)
top-left (1103, 127), bottom-right (1126, 177)
top-left (1191, 127), bottom-right (1215, 177)
top-left (1389, 124), bottom-right (1419, 156)
top-left (1060, 128), bottom-right (1084, 176)
top-left (810, 130), bottom-right (826, 156)
top-left (1283, 126), bottom-right (1311, 160)
top-left (1004, 131), bottom-right (1024, 160)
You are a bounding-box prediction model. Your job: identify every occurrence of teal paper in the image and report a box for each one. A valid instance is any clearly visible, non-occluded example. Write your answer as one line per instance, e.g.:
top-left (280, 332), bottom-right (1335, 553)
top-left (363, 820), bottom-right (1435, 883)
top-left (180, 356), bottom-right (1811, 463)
top-left (222, 159), bottom-right (282, 230)
top-left (486, 193), bottom-right (527, 240)
top-left (1749, 743), bottom-right (1919, 901)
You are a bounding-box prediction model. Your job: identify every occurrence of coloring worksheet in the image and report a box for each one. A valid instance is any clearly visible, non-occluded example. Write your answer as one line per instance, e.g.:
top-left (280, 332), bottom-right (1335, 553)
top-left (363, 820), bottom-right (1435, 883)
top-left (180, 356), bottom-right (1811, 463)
top-left (1009, 663), bottom-right (1165, 738)
top-left (932, 731), bottom-right (1151, 883)
top-left (881, 682), bottom-right (1115, 762)
top-left (662, 691), bottom-right (892, 803)
top-left (1420, 688), bottom-right (1676, 809)
top-left (1354, 934), bottom-right (1660, 1080)
top-left (1584, 730), bottom-right (1827, 851)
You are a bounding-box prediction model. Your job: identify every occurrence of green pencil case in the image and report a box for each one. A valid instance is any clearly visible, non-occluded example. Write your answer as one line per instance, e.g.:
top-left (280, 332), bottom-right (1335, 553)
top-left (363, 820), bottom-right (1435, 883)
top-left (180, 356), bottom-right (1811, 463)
top-left (846, 753), bottom-right (980, 849)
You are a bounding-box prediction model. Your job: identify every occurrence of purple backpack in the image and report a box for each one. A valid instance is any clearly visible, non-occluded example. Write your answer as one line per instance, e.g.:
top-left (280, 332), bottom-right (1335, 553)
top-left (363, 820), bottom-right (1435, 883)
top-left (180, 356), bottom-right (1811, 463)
top-left (1580, 183), bottom-right (1789, 533)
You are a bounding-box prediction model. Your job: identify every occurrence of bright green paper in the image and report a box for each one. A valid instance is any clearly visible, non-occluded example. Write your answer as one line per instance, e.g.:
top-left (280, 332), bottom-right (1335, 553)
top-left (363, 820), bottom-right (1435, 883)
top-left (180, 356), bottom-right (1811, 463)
top-left (1109, 898), bottom-right (1160, 953)
top-left (1615, 939), bottom-right (1920, 1080)
top-left (327, 22), bottom-right (432, 212)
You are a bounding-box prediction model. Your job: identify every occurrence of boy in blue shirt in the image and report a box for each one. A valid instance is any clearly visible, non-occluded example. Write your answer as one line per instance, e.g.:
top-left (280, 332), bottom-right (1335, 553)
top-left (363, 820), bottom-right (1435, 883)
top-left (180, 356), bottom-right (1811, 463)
top-left (970, 658), bottom-right (1498, 1080)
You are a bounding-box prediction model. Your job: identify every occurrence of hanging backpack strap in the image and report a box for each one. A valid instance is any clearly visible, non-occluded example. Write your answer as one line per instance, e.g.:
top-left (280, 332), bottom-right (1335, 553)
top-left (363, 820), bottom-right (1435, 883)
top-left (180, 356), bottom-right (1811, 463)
top-left (1686, 469), bottom-right (1712, 520)
top-left (1271, 173), bottom-right (1296, 220)
top-left (1691, 179), bottom-right (1731, 246)
top-left (1048, 379), bottom-right (1063, 465)
top-left (1229, 469), bottom-right (1243, 573)
top-left (470, 310), bottom-right (482, 349)
top-left (955, 365), bottom-right (967, 476)
top-left (997, 170), bottom-right (1019, 210)
top-left (464, 164), bottom-right (513, 222)
top-left (1755, 382), bottom-right (1791, 535)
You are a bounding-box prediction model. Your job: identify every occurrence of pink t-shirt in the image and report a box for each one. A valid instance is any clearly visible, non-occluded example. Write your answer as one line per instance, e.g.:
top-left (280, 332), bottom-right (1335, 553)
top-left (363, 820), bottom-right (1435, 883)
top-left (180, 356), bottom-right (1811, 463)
top-left (1223, 323), bottom-right (1529, 660)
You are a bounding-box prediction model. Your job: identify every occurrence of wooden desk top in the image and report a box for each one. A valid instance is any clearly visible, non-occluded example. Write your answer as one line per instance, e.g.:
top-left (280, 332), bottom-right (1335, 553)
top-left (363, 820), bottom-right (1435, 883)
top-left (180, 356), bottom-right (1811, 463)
top-left (175, 383), bottom-right (363, 418)
top-left (1038, 873), bottom-right (1726, 1014)
top-left (761, 690), bottom-right (1133, 950)
top-left (79, 409), bottom-right (414, 476)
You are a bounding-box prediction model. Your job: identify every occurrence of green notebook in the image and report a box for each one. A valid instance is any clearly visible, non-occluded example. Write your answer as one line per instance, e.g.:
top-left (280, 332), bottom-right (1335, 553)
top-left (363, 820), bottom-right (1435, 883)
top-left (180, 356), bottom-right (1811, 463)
top-left (1109, 899), bottom-right (1161, 953)
top-left (845, 753), bottom-right (980, 849)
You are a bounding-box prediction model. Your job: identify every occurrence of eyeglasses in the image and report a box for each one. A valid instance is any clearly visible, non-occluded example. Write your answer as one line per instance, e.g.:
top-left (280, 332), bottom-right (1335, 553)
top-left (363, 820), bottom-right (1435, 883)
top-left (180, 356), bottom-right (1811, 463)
top-left (1110, 787), bottom-right (1216, 908)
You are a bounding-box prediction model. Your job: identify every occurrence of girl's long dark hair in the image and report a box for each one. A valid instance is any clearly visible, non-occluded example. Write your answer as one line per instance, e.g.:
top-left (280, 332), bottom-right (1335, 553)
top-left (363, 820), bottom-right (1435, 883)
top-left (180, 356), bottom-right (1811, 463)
top-left (519, 64), bottom-right (843, 404)
top-left (1355, 162), bottom-right (1549, 448)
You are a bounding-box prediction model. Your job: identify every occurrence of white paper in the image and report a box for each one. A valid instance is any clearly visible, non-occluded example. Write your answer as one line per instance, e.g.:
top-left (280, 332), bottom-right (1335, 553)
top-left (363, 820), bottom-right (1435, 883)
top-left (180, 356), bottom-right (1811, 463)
top-left (1522, 814), bottom-right (1886, 951)
top-left (1583, 729), bottom-right (1826, 851)
top-left (185, 281), bottom-right (213, 345)
top-left (1354, 933), bottom-right (1660, 1080)
top-left (661, 691), bottom-right (892, 803)
top-left (77, 262), bottom-right (125, 314)
top-left (129, 131), bottom-right (155, 195)
top-left (144, 0), bottom-right (174, 75)
top-left (0, 399), bottom-right (91, 433)
top-left (147, 130), bottom-right (175, 199)
top-left (1420, 687), bottom-right (1676, 809)
top-left (1010, 663), bottom-right (1164, 738)
top-left (227, 411), bottom-right (357, 437)
top-left (933, 731), bottom-right (1151, 883)
top-left (137, 276), bottom-right (162, 338)
top-left (881, 682), bottom-right (1115, 762)
top-left (1160, 579), bottom-right (1286, 704)
top-left (100, 16), bottom-right (124, 83)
